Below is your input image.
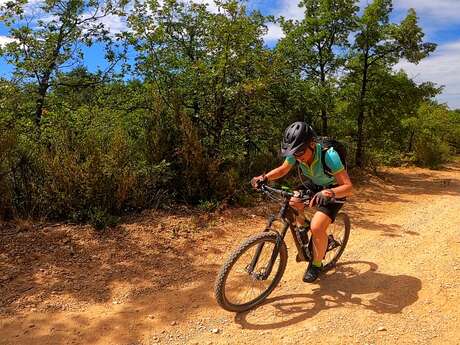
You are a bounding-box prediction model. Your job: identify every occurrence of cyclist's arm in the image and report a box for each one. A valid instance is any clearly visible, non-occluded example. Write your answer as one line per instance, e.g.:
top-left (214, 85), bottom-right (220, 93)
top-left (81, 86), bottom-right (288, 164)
top-left (265, 160), bottom-right (293, 181)
top-left (323, 148), bottom-right (352, 199)
top-left (328, 170), bottom-right (353, 198)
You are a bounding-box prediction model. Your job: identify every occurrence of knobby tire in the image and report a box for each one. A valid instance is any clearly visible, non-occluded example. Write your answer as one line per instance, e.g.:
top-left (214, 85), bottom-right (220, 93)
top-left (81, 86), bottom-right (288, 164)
top-left (214, 231), bottom-right (287, 312)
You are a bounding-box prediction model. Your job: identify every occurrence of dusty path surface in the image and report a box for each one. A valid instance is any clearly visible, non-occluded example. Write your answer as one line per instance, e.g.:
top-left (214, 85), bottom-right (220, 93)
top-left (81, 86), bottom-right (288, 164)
top-left (1, 161), bottom-right (460, 345)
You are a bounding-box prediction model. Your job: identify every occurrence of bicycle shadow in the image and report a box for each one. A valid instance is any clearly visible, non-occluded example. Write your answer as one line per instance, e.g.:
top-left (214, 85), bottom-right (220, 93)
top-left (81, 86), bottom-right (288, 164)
top-left (234, 260), bottom-right (422, 330)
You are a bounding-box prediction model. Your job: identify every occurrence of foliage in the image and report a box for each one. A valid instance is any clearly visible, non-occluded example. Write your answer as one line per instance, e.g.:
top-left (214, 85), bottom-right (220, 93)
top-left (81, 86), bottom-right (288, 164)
top-left (0, 0), bottom-right (459, 225)
top-left (346, 0), bottom-right (436, 166)
top-left (403, 103), bottom-right (458, 168)
top-left (277, 0), bottom-right (358, 135)
top-left (0, 0), bottom-right (126, 127)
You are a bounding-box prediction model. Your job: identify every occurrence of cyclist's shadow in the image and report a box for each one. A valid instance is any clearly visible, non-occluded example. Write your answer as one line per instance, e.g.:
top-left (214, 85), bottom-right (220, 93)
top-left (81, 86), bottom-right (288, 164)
top-left (234, 260), bottom-right (422, 330)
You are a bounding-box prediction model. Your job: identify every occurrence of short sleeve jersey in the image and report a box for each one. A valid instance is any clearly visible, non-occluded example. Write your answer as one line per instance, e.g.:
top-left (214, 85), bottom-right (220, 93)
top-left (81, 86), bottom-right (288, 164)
top-left (285, 143), bottom-right (345, 186)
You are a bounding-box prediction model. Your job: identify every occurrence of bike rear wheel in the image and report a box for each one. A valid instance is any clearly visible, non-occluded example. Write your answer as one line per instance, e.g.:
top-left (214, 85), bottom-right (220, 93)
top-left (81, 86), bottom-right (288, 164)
top-left (214, 231), bottom-right (287, 312)
top-left (322, 212), bottom-right (351, 270)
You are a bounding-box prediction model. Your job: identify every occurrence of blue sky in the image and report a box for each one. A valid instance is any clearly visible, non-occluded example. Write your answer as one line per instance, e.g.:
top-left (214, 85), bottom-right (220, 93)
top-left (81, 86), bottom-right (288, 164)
top-left (1, 0), bottom-right (459, 108)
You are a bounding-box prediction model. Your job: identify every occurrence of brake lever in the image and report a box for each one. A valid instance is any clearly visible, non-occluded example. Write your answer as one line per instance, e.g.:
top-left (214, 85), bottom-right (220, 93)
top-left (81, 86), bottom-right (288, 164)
top-left (256, 180), bottom-right (266, 191)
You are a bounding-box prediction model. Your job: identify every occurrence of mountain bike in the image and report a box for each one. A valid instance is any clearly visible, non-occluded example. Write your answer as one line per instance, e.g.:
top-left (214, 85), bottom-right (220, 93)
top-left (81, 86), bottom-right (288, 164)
top-left (214, 182), bottom-right (350, 312)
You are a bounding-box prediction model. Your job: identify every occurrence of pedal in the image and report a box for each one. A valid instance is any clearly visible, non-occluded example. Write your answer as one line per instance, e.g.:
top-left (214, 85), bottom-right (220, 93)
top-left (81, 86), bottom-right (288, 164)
top-left (296, 252), bottom-right (310, 262)
top-left (326, 235), bottom-right (340, 250)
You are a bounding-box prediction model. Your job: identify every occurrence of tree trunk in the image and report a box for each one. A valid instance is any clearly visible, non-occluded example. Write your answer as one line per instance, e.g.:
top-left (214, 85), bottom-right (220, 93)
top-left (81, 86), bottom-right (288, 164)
top-left (355, 49), bottom-right (369, 167)
top-left (319, 58), bottom-right (328, 136)
top-left (34, 77), bottom-right (50, 130)
top-left (356, 108), bottom-right (365, 167)
top-left (34, 19), bottom-right (66, 129)
top-left (408, 130), bottom-right (415, 152)
top-left (321, 108), bottom-right (328, 136)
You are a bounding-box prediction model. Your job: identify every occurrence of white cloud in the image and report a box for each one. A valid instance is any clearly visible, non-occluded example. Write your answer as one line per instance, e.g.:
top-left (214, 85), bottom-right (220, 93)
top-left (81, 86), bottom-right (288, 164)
top-left (264, 22), bottom-right (284, 43)
top-left (395, 39), bottom-right (460, 109)
top-left (260, 0), bottom-right (304, 44)
top-left (273, 0), bottom-right (304, 21)
top-left (95, 14), bottom-right (128, 35)
top-left (0, 35), bottom-right (16, 46)
top-left (358, 0), bottom-right (460, 22)
top-left (393, 0), bottom-right (460, 24)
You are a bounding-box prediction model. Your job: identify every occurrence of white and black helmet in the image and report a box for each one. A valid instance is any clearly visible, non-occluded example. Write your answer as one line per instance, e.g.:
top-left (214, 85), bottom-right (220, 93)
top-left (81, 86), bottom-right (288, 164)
top-left (280, 121), bottom-right (316, 157)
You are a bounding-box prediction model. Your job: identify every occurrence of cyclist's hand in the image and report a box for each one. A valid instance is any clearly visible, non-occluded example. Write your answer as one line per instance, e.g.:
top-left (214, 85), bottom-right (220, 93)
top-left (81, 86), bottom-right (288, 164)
top-left (251, 175), bottom-right (267, 189)
top-left (289, 193), bottom-right (305, 211)
top-left (309, 191), bottom-right (331, 207)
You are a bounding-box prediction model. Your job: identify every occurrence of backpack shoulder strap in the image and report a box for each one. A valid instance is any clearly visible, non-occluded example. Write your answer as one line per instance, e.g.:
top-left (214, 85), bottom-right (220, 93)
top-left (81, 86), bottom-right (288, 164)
top-left (320, 146), bottom-right (333, 176)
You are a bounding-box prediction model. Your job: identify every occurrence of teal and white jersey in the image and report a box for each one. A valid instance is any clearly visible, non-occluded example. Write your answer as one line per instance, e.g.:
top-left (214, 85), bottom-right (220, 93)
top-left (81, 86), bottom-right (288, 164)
top-left (285, 143), bottom-right (345, 186)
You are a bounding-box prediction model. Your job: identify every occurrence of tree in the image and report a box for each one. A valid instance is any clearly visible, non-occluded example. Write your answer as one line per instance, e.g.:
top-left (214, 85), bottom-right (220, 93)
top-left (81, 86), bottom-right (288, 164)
top-left (0, 0), bottom-right (125, 129)
top-left (277, 0), bottom-right (358, 134)
top-left (402, 103), bottom-right (457, 167)
top-left (348, 0), bottom-right (435, 166)
top-left (128, 0), bottom-right (274, 200)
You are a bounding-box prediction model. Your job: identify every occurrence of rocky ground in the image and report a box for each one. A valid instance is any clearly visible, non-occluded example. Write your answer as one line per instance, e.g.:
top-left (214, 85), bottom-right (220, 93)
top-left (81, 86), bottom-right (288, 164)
top-left (1, 161), bottom-right (459, 345)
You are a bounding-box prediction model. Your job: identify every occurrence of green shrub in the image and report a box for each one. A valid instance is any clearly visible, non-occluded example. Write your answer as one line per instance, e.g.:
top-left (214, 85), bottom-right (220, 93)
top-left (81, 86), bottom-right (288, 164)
top-left (197, 199), bottom-right (219, 212)
top-left (414, 138), bottom-right (451, 168)
top-left (88, 207), bottom-right (120, 230)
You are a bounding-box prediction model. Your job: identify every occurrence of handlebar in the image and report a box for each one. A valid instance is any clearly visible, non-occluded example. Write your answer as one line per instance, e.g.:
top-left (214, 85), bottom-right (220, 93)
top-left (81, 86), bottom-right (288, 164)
top-left (256, 182), bottom-right (345, 205)
top-left (257, 182), bottom-right (311, 202)
top-left (260, 184), bottom-right (294, 198)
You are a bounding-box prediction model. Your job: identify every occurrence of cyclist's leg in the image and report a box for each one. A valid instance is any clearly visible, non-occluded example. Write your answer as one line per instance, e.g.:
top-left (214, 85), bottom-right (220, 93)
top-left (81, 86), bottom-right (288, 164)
top-left (289, 196), bottom-right (305, 227)
top-left (310, 211), bottom-right (332, 262)
top-left (311, 200), bottom-right (345, 261)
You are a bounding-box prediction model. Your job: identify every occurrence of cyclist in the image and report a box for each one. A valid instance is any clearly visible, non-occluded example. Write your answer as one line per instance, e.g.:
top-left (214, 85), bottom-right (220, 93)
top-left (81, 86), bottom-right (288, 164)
top-left (251, 121), bottom-right (353, 283)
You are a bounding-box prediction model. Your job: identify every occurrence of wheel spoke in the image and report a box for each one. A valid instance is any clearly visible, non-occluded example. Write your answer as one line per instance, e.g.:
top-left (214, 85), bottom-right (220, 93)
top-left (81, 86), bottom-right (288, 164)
top-left (321, 214), bottom-right (350, 268)
top-left (224, 238), bottom-right (281, 307)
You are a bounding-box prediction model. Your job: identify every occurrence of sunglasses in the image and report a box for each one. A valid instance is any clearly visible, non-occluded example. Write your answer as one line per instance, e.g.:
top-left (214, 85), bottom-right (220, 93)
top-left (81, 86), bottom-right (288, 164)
top-left (294, 149), bottom-right (306, 157)
top-left (293, 144), bottom-right (312, 158)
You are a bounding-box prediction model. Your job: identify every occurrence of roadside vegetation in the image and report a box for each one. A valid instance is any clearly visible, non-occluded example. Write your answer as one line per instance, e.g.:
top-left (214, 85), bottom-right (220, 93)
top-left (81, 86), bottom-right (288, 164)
top-left (1, 0), bottom-right (459, 225)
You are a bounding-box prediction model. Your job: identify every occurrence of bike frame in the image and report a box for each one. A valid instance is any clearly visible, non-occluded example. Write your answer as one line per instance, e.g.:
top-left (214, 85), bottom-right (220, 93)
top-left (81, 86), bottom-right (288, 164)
top-left (246, 186), bottom-right (310, 280)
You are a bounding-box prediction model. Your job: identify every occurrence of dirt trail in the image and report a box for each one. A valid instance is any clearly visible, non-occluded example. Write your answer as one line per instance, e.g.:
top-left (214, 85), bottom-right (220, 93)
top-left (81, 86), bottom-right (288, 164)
top-left (1, 161), bottom-right (460, 345)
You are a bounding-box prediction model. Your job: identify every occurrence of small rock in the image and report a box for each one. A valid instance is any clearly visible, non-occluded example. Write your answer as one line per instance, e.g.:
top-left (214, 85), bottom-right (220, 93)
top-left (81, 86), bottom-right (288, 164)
top-left (171, 321), bottom-right (177, 326)
top-left (377, 326), bottom-right (387, 332)
top-left (147, 314), bottom-right (155, 319)
top-left (211, 328), bottom-right (220, 334)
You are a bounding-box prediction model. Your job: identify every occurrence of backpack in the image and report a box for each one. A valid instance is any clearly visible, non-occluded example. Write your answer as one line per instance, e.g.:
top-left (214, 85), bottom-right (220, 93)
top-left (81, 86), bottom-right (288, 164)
top-left (316, 137), bottom-right (348, 175)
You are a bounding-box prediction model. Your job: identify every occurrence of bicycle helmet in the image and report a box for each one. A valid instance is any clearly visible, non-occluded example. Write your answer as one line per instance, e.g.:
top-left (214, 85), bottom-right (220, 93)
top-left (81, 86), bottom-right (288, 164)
top-left (280, 121), bottom-right (316, 157)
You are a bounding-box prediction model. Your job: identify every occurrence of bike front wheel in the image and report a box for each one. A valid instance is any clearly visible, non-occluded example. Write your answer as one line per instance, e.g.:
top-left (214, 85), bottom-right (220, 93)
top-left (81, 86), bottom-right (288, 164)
top-left (214, 231), bottom-right (288, 312)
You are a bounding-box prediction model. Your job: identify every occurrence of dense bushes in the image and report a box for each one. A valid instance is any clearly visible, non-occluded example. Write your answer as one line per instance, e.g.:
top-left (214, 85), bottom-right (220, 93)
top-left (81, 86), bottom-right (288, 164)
top-left (1, 0), bottom-right (459, 223)
top-left (0, 79), bottom-right (283, 222)
top-left (2, 80), bottom-right (457, 223)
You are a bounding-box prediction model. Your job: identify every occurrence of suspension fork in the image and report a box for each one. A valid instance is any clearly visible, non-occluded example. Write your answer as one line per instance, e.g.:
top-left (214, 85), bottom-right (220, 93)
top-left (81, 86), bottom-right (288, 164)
top-left (246, 214), bottom-right (289, 279)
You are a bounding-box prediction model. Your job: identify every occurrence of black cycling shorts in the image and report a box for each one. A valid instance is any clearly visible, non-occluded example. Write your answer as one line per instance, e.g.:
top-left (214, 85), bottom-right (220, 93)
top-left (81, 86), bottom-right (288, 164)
top-left (316, 199), bottom-right (345, 223)
top-left (296, 184), bottom-right (345, 223)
